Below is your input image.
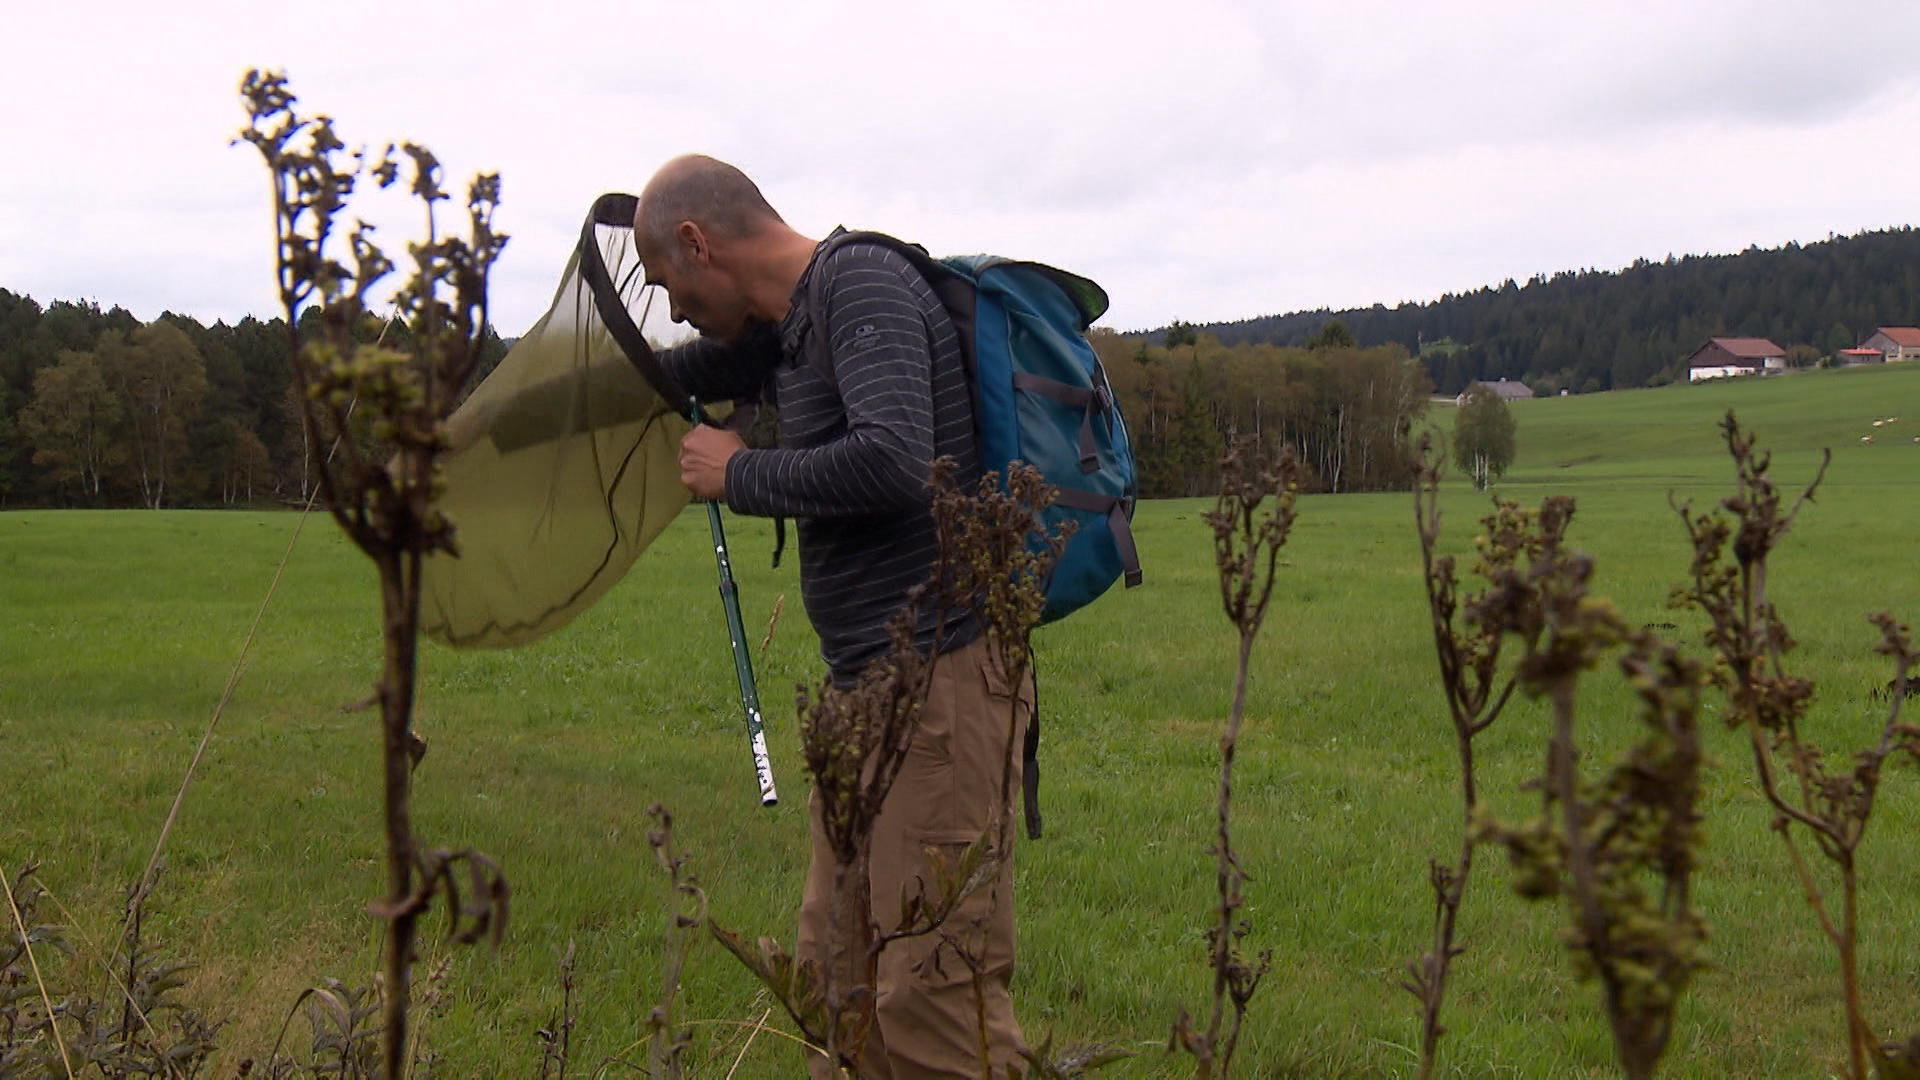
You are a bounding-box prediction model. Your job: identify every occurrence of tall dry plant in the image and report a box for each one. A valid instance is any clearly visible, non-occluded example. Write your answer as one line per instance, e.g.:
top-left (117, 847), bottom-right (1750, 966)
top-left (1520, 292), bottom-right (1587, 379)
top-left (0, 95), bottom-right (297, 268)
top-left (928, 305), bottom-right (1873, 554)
top-left (235, 70), bottom-right (508, 1078)
top-left (534, 943), bottom-right (577, 1080)
top-left (711, 460), bottom-right (1097, 1078)
top-left (1, 863), bottom-right (220, 1078)
top-left (924, 463), bottom-right (1127, 1080)
top-left (1168, 439), bottom-right (1299, 1079)
top-left (1469, 493), bottom-right (1708, 1080)
top-left (1403, 432), bottom-right (1532, 1079)
top-left (639, 806), bottom-right (702, 1080)
top-left (1671, 413), bottom-right (1919, 1080)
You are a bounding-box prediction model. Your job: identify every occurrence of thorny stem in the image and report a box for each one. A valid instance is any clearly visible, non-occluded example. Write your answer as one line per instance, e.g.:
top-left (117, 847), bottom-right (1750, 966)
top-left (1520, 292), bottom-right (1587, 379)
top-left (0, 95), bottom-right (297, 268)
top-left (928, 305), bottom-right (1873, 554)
top-left (1673, 414), bottom-right (1913, 1078)
top-left (1407, 434), bottom-right (1522, 1080)
top-left (1842, 871), bottom-right (1867, 1080)
top-left (1676, 415), bottom-right (1920, 1077)
top-left (1460, 450), bottom-right (1706, 1080)
top-left (643, 807), bottom-right (703, 1079)
top-left (1743, 714), bottom-right (1840, 841)
top-left (1174, 440), bottom-right (1296, 1078)
top-left (1, 865), bottom-right (76, 1079)
top-left (1777, 810), bottom-right (1844, 945)
top-left (1201, 630), bottom-right (1257, 1067)
top-left (1544, 681), bottom-right (1655, 1080)
top-left (239, 69), bottom-right (508, 1080)
top-left (380, 550), bottom-right (424, 1080)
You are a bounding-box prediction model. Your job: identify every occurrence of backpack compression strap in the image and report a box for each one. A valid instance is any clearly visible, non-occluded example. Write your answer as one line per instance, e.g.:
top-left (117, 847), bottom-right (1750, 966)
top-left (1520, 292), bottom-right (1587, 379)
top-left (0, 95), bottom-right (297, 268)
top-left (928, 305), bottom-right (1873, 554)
top-left (1010, 372), bottom-right (1109, 475)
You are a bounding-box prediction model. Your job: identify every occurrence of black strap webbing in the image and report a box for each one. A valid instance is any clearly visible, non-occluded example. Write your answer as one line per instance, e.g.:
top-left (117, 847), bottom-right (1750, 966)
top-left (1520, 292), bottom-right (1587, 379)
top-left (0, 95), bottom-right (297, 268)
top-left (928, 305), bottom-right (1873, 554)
top-left (1023, 666), bottom-right (1042, 840)
top-left (1011, 371), bottom-right (1094, 407)
top-left (1011, 372), bottom-right (1103, 474)
top-left (1050, 489), bottom-right (1144, 590)
top-left (1110, 500), bottom-right (1144, 588)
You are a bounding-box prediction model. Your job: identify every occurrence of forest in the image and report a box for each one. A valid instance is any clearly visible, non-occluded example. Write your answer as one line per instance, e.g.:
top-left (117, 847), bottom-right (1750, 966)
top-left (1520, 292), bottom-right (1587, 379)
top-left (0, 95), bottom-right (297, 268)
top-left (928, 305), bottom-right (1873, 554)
top-left (4, 225), bottom-right (1914, 507)
top-left (0, 292), bottom-right (505, 509)
top-left (1160, 226), bottom-right (1920, 395)
top-left (1091, 324), bottom-right (1429, 497)
top-left (0, 288), bottom-right (1424, 507)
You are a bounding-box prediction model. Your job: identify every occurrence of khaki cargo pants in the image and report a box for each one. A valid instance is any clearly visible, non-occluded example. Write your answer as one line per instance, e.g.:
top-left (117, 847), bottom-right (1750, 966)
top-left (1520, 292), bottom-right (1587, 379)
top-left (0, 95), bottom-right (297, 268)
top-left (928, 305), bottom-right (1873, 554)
top-left (798, 634), bottom-right (1032, 1079)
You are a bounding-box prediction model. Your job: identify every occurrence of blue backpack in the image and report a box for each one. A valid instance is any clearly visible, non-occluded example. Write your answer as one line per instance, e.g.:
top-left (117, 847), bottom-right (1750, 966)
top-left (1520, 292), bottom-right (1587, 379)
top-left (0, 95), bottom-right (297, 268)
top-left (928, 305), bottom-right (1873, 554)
top-left (805, 231), bottom-right (1143, 623)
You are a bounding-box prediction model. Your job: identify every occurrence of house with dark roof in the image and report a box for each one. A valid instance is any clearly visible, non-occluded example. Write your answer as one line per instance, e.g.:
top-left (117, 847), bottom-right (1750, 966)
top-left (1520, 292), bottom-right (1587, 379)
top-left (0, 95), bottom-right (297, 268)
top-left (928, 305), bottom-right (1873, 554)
top-left (1860, 327), bottom-right (1920, 363)
top-left (1455, 378), bottom-right (1534, 405)
top-left (1687, 337), bottom-right (1785, 381)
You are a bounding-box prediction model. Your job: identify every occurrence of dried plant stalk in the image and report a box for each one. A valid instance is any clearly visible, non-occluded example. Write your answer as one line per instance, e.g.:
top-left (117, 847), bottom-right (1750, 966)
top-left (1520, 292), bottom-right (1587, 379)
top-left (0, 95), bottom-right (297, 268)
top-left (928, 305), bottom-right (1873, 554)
top-left (1672, 413), bottom-right (1918, 1079)
top-left (711, 461), bottom-right (1070, 1077)
top-left (1403, 432), bottom-right (1533, 1079)
top-left (1468, 487), bottom-right (1707, 1080)
top-left (1169, 439), bottom-right (1299, 1079)
top-left (237, 70), bottom-right (508, 1077)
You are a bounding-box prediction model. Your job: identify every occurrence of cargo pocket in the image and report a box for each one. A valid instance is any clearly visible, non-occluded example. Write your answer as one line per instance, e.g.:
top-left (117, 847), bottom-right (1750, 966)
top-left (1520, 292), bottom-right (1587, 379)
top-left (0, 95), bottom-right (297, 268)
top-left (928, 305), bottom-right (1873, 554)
top-left (899, 652), bottom-right (966, 845)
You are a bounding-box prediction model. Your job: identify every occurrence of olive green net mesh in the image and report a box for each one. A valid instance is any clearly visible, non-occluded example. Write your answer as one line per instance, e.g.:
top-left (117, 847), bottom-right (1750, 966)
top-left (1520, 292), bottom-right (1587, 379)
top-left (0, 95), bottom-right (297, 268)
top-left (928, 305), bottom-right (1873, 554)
top-left (422, 194), bottom-right (694, 648)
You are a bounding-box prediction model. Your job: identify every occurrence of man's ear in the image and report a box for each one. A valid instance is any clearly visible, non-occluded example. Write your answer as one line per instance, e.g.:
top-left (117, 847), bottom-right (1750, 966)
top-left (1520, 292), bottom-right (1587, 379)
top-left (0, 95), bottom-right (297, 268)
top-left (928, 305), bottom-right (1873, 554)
top-left (676, 220), bottom-right (710, 266)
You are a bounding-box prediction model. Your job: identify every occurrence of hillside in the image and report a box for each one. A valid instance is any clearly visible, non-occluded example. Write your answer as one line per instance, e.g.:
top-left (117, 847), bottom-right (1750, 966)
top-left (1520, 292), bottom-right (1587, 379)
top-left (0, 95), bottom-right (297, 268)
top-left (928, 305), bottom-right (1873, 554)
top-left (1159, 228), bottom-right (1920, 396)
top-left (1462, 361), bottom-right (1920, 489)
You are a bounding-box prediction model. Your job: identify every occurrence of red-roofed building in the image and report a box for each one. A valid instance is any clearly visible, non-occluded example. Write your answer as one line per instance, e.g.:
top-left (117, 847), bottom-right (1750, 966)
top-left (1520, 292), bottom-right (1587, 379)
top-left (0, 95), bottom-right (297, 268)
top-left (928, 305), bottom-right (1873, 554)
top-left (1837, 347), bottom-right (1885, 366)
top-left (1687, 337), bottom-right (1786, 381)
top-left (1860, 327), bottom-right (1920, 363)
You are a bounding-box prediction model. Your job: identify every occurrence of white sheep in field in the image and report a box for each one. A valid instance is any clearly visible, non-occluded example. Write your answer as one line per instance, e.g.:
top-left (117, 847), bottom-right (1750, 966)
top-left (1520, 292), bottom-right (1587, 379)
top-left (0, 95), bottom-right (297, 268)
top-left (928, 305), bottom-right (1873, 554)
top-left (1873, 419), bottom-right (1886, 427)
top-left (1862, 435), bottom-right (1874, 444)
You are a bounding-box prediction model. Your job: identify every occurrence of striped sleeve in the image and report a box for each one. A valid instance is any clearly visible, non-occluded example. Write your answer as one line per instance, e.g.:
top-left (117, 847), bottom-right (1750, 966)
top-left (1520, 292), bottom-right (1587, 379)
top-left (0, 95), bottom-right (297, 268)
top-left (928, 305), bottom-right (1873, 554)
top-left (725, 245), bottom-right (937, 518)
top-left (655, 321), bottom-right (781, 407)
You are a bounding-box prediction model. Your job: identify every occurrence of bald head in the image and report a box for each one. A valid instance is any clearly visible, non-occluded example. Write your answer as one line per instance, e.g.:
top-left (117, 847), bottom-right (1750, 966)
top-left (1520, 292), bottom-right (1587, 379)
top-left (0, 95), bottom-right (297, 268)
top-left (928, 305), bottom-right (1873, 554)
top-left (630, 155), bottom-right (817, 339)
top-left (636, 154), bottom-right (785, 258)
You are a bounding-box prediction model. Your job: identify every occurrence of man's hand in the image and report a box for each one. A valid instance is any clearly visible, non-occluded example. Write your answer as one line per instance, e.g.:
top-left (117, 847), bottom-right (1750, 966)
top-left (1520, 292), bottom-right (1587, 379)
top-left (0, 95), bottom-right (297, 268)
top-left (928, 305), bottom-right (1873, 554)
top-left (680, 423), bottom-right (746, 501)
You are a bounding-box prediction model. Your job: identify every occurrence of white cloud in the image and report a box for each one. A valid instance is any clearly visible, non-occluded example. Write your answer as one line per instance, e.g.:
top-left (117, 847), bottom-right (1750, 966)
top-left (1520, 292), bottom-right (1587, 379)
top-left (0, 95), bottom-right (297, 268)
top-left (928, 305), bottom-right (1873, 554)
top-left (1, 0), bottom-right (1916, 335)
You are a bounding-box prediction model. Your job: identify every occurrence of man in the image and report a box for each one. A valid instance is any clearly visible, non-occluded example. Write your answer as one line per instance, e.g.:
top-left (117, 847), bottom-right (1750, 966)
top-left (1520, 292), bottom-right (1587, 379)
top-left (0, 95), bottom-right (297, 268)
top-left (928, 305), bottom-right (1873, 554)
top-left (639, 154), bottom-right (1031, 1079)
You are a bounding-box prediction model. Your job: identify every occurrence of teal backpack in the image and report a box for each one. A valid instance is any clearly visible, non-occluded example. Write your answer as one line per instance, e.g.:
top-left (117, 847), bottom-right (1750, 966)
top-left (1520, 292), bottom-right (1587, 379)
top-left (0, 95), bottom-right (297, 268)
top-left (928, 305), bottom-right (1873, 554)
top-left (806, 232), bottom-right (1142, 840)
top-left (804, 231), bottom-right (1142, 623)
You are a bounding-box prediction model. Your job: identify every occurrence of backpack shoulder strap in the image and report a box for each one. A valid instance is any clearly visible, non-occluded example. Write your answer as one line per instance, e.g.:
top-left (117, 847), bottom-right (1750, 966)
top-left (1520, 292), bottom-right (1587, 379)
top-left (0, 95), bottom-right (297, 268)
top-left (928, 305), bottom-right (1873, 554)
top-left (802, 231), bottom-right (977, 382)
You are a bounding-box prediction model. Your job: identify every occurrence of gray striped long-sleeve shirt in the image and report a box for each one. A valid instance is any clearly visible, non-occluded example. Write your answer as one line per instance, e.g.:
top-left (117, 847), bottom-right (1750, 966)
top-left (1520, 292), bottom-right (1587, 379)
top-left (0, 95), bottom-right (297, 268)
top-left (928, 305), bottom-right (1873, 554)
top-left (659, 231), bottom-right (980, 684)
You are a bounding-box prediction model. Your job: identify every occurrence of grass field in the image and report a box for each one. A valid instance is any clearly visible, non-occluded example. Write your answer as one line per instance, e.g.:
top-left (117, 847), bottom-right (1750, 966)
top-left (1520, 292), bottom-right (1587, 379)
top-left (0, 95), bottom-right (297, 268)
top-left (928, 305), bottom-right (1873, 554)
top-left (4, 362), bottom-right (1920, 1077)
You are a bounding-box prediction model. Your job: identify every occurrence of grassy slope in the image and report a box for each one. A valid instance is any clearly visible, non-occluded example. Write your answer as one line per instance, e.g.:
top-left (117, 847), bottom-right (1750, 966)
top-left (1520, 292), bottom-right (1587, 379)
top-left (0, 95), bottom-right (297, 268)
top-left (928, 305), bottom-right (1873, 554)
top-left (3, 363), bottom-right (1918, 1077)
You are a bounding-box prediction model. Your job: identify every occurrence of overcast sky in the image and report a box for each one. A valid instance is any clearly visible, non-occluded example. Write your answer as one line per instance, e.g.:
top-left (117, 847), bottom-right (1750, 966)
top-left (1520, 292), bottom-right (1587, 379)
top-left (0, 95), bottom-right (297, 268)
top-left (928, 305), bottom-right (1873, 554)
top-left (3, 1), bottom-right (1917, 336)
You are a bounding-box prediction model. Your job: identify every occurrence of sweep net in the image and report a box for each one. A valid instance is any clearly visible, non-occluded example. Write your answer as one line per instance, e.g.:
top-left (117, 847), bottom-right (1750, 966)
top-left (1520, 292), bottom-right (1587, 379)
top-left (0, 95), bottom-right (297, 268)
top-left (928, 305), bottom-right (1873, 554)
top-left (422, 193), bottom-right (695, 648)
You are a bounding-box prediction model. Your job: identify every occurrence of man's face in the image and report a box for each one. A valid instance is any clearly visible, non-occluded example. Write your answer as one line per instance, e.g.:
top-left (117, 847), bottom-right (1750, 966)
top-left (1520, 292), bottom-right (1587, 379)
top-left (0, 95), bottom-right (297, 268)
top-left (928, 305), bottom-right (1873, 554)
top-left (639, 223), bottom-right (752, 341)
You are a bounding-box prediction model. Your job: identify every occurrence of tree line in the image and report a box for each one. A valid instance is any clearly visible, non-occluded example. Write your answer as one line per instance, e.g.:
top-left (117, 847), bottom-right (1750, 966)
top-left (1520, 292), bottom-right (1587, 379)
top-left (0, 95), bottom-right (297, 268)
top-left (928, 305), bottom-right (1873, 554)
top-left (1157, 226), bottom-right (1920, 395)
top-left (1091, 321), bottom-right (1431, 498)
top-left (0, 288), bottom-right (1432, 509)
top-left (0, 290), bottom-right (506, 509)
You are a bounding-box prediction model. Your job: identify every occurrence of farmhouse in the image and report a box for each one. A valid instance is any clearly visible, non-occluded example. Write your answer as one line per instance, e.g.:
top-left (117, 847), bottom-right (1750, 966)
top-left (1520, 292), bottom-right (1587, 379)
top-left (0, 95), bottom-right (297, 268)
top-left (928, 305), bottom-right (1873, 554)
top-left (1837, 347), bottom-right (1885, 366)
top-left (1686, 337), bottom-right (1785, 381)
top-left (1859, 326), bottom-right (1920, 363)
top-left (1456, 378), bottom-right (1534, 404)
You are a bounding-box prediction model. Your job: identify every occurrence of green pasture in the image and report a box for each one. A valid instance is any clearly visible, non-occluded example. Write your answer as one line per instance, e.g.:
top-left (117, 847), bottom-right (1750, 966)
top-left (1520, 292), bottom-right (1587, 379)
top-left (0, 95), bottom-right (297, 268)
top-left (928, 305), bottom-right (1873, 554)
top-left (4, 363), bottom-right (1920, 1077)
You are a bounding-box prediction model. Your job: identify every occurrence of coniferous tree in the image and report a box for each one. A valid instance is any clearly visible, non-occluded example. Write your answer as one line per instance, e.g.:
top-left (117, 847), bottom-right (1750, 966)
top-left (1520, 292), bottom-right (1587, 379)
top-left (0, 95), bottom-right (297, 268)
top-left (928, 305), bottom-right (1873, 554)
top-left (1167, 227), bottom-right (1920, 395)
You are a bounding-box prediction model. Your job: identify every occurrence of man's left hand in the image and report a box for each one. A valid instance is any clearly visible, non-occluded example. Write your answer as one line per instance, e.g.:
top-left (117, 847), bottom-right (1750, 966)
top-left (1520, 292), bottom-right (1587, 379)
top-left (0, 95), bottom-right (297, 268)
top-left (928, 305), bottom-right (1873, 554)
top-left (680, 423), bottom-right (746, 501)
